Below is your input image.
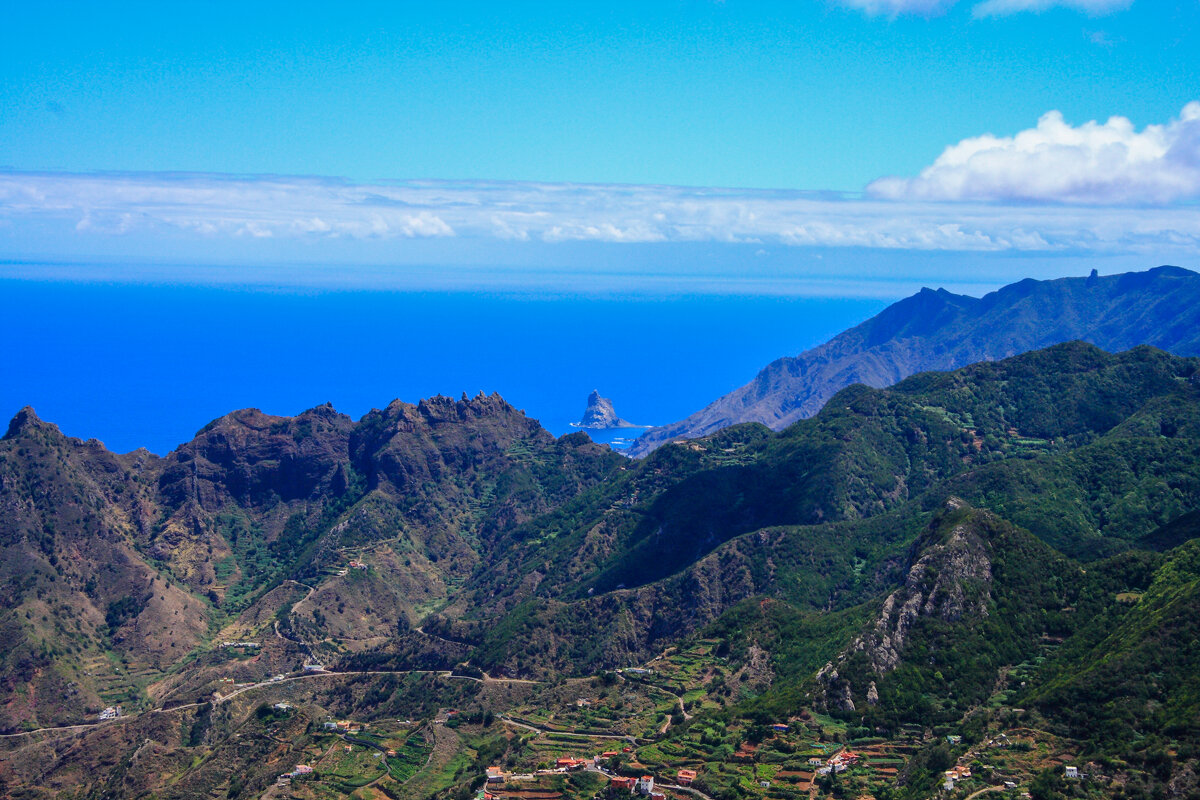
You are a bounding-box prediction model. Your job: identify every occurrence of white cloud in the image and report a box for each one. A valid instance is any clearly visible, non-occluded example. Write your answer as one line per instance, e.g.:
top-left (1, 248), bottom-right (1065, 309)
top-left (833, 0), bottom-right (956, 17)
top-left (1, 169), bottom-right (1199, 261)
top-left (833, 0), bottom-right (1131, 16)
top-left (867, 102), bottom-right (1200, 204)
top-left (973, 0), bottom-right (1130, 15)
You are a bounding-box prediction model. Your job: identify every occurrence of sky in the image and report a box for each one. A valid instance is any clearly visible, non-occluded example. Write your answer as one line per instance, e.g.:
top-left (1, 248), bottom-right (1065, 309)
top-left (0, 0), bottom-right (1197, 293)
top-left (2, 1), bottom-right (1199, 451)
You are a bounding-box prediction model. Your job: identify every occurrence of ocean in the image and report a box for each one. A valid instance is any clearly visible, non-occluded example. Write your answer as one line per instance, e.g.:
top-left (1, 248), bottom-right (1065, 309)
top-left (0, 279), bottom-right (889, 454)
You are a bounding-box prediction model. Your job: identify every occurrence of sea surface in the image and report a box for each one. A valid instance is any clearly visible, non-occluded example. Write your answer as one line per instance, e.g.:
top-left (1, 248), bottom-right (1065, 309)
top-left (0, 280), bottom-right (889, 454)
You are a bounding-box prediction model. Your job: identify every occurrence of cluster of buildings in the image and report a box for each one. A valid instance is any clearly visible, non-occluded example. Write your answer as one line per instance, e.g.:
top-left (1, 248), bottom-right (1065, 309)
top-left (815, 750), bottom-right (860, 776)
top-left (323, 719), bottom-right (363, 735)
top-left (610, 775), bottom-right (664, 800)
top-left (98, 706), bottom-right (122, 721)
top-left (942, 765), bottom-right (972, 790)
top-left (275, 764), bottom-right (314, 786)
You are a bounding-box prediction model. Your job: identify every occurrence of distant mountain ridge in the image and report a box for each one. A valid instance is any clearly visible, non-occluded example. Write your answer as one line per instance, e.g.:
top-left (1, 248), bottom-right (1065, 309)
top-left (628, 265), bottom-right (1200, 456)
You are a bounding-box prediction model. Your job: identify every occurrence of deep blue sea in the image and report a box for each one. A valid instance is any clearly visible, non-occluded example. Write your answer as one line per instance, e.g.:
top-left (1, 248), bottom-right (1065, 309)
top-left (0, 281), bottom-right (889, 454)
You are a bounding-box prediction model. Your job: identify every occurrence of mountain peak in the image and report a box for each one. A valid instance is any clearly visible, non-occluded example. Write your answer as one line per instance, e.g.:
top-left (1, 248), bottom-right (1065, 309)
top-left (3, 406), bottom-right (63, 441)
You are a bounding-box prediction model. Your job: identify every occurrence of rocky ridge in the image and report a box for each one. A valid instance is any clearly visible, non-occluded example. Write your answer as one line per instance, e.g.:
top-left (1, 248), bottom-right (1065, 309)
top-left (629, 265), bottom-right (1200, 456)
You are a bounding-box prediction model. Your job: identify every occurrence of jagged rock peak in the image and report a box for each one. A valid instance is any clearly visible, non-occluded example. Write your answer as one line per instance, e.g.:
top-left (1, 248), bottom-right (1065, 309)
top-left (416, 391), bottom-right (519, 421)
top-left (4, 406), bottom-right (65, 441)
top-left (577, 390), bottom-right (634, 429)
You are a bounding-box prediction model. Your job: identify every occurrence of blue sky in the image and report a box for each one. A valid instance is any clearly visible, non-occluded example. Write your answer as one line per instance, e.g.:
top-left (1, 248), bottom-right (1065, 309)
top-left (1, 0), bottom-right (1198, 292)
top-left (2, 0), bottom-right (1199, 450)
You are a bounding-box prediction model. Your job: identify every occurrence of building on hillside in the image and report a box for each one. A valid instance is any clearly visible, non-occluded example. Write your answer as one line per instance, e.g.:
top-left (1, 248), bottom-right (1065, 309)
top-left (610, 777), bottom-right (636, 792)
top-left (99, 706), bottom-right (121, 720)
top-left (808, 758), bottom-right (824, 767)
top-left (303, 662), bottom-right (326, 672)
top-left (1065, 766), bottom-right (1079, 779)
top-left (772, 724), bottom-right (789, 732)
top-left (636, 775), bottom-right (655, 795)
top-left (676, 769), bottom-right (697, 786)
top-left (274, 703), bottom-right (292, 712)
top-left (323, 721), bottom-right (339, 730)
top-left (486, 767), bottom-right (507, 783)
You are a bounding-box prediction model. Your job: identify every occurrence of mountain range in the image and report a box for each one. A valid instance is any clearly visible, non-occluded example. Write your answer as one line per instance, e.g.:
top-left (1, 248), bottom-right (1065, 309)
top-left (628, 265), bottom-right (1200, 456)
top-left (2, 267), bottom-right (1199, 800)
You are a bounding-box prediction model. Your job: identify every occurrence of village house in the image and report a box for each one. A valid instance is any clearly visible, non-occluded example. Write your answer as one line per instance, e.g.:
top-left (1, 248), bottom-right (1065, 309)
top-left (303, 662), bottom-right (326, 673)
top-left (556, 758), bottom-right (586, 770)
top-left (99, 706), bottom-right (121, 720)
top-left (771, 724), bottom-right (789, 733)
top-left (1065, 766), bottom-right (1079, 779)
top-left (273, 702), bottom-right (292, 712)
top-left (610, 777), bottom-right (636, 792)
top-left (486, 766), bottom-right (507, 783)
top-left (323, 721), bottom-right (339, 730)
top-left (676, 769), bottom-right (697, 786)
top-left (635, 775), bottom-right (655, 795)
top-left (291, 765), bottom-right (314, 777)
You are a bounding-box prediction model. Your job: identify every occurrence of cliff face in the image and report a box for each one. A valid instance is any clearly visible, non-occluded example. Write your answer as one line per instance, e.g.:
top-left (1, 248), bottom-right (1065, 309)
top-left (628, 266), bottom-right (1200, 456)
top-left (0, 393), bottom-right (624, 731)
top-left (850, 498), bottom-right (994, 675)
top-left (576, 390), bottom-right (635, 429)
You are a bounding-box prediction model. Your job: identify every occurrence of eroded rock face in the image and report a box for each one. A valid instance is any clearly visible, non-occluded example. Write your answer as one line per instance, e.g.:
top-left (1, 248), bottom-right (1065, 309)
top-left (577, 390), bottom-right (634, 429)
top-left (815, 498), bottom-right (996, 710)
top-left (852, 500), bottom-right (993, 674)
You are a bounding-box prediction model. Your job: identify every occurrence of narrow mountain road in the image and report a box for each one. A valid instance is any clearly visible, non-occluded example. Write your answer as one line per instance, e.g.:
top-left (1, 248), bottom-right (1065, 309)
top-left (0, 669), bottom-right (525, 743)
top-left (963, 787), bottom-right (1006, 800)
top-left (661, 783), bottom-right (717, 800)
top-left (498, 714), bottom-right (637, 743)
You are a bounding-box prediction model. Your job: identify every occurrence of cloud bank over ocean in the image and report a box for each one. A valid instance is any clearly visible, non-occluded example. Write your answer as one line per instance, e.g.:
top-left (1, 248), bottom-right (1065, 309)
top-left (2, 101), bottom-right (1197, 294)
top-left (2, 169), bottom-right (1198, 258)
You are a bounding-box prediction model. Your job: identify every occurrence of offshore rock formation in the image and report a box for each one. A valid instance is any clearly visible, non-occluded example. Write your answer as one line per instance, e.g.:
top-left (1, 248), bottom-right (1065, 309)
top-left (576, 390), bottom-right (636, 429)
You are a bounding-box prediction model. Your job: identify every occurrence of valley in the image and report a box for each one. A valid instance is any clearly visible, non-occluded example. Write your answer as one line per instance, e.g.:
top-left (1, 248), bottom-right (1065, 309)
top-left (2, 337), bottom-right (1199, 800)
